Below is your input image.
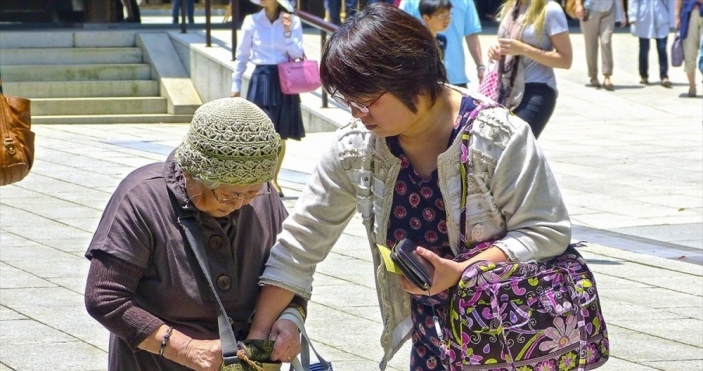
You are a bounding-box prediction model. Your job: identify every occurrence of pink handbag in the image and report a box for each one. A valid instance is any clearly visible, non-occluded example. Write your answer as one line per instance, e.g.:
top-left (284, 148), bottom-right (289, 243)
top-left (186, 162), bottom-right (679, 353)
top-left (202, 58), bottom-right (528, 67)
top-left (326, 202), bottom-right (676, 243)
top-left (477, 62), bottom-right (500, 101)
top-left (277, 54), bottom-right (322, 95)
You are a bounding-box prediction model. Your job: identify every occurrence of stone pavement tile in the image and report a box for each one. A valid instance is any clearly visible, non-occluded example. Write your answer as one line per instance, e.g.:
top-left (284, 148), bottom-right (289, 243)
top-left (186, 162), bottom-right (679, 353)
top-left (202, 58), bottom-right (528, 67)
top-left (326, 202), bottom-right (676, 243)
top-left (0, 246), bottom-right (89, 279)
top-left (316, 253), bottom-right (376, 288)
top-left (598, 286), bottom-right (702, 310)
top-left (633, 195), bottom-right (703, 209)
top-left (612, 224), bottom-right (703, 250)
top-left (0, 338), bottom-right (106, 371)
top-left (2, 223), bottom-right (93, 242)
top-left (49, 277), bottom-right (88, 296)
top-left (642, 360), bottom-right (703, 371)
top-left (0, 363), bottom-right (11, 370)
top-left (582, 244), bottom-right (703, 276)
top-left (616, 318), bottom-right (703, 347)
top-left (625, 276), bottom-right (703, 296)
top-left (607, 325), bottom-right (702, 363)
top-left (593, 273), bottom-right (650, 289)
top-left (666, 307), bottom-right (703, 320)
top-left (570, 212), bottom-right (652, 229)
top-left (0, 263), bottom-right (56, 289)
top-left (1, 287), bottom-right (107, 348)
top-left (0, 306), bottom-right (28, 321)
top-left (600, 297), bottom-right (692, 322)
top-left (305, 302), bottom-right (412, 371)
top-left (596, 357), bottom-right (661, 371)
top-left (310, 284), bottom-right (378, 310)
top-left (0, 318), bottom-right (77, 345)
top-left (0, 232), bottom-right (40, 248)
top-left (59, 217), bottom-right (101, 233)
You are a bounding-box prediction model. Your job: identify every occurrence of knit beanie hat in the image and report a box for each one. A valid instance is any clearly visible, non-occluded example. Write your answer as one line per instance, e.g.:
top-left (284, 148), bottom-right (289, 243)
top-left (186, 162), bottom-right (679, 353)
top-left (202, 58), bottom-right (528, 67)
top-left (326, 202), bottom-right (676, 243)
top-left (174, 98), bottom-right (282, 185)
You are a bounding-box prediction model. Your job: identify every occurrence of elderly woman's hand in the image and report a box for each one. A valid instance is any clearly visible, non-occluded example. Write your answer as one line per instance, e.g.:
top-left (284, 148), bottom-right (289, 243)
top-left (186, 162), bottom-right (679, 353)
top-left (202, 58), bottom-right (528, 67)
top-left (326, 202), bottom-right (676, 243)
top-left (268, 318), bottom-right (301, 363)
top-left (180, 339), bottom-right (223, 371)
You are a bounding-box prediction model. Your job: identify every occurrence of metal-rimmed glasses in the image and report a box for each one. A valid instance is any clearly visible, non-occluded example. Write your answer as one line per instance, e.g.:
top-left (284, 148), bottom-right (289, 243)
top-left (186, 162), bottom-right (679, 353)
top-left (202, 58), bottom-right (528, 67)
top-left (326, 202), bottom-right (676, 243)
top-left (210, 183), bottom-right (271, 203)
top-left (330, 90), bottom-right (386, 113)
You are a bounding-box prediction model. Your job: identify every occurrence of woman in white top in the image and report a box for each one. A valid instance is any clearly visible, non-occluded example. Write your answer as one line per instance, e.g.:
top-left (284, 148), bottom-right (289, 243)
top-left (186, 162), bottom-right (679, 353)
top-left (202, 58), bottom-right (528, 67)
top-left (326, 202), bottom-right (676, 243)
top-left (231, 0), bottom-right (305, 197)
top-left (487, 0), bottom-right (573, 138)
top-left (575, 0), bottom-right (627, 90)
top-left (628, 0), bottom-right (676, 86)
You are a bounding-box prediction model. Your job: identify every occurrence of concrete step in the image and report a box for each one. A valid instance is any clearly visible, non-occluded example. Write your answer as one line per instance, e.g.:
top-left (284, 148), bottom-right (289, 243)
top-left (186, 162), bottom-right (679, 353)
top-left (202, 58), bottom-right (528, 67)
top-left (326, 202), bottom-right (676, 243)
top-left (0, 47), bottom-right (144, 65)
top-left (32, 114), bottom-right (193, 125)
top-left (31, 97), bottom-right (167, 116)
top-left (2, 81), bottom-right (160, 98)
top-left (0, 31), bottom-right (138, 49)
top-left (1, 64), bottom-right (151, 82)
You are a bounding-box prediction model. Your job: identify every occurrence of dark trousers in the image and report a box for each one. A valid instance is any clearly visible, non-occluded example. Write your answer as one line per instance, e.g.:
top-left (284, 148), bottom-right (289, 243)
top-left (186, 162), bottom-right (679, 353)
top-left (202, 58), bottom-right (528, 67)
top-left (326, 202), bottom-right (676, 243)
top-left (639, 37), bottom-right (668, 80)
top-left (513, 83), bottom-right (557, 139)
top-left (172, 0), bottom-right (195, 24)
top-left (327, 0), bottom-right (358, 25)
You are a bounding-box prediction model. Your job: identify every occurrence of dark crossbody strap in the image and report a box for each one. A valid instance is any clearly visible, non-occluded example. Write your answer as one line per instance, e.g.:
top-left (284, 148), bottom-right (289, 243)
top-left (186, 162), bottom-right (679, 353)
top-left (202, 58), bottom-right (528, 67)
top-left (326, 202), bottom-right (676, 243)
top-left (174, 205), bottom-right (241, 365)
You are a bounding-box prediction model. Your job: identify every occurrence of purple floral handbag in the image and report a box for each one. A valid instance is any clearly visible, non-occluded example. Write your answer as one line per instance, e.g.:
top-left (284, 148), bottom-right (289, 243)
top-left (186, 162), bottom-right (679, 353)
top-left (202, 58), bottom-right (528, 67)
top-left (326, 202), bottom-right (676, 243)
top-left (445, 245), bottom-right (609, 371)
top-left (444, 102), bottom-right (610, 371)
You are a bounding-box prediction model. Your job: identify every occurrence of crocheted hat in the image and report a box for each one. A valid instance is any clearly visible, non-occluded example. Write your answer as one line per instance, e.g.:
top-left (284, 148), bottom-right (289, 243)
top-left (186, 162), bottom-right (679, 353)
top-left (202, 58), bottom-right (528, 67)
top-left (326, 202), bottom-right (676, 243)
top-left (174, 98), bottom-right (282, 185)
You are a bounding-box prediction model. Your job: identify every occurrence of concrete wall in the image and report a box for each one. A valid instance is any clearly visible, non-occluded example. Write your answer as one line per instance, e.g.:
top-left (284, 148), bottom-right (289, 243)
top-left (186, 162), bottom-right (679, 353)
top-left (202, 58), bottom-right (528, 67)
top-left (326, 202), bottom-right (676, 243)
top-left (167, 31), bottom-right (340, 133)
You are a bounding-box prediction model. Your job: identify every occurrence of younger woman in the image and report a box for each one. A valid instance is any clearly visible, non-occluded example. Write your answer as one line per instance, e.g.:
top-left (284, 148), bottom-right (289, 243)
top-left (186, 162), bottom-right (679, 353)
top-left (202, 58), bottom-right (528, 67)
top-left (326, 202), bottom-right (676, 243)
top-left (231, 0), bottom-right (305, 197)
top-left (246, 4), bottom-right (571, 370)
top-left (487, 0), bottom-right (573, 138)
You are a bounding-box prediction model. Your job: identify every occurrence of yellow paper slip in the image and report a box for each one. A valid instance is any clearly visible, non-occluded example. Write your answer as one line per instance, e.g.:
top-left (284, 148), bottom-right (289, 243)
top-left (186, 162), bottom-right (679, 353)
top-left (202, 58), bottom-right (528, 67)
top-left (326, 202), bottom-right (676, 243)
top-left (377, 244), bottom-right (403, 275)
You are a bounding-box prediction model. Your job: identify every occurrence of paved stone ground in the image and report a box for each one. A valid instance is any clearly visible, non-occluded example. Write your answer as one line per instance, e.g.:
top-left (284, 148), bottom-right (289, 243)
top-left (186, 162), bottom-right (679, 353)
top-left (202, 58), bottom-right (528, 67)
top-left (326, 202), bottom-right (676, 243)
top-left (1, 17), bottom-right (702, 371)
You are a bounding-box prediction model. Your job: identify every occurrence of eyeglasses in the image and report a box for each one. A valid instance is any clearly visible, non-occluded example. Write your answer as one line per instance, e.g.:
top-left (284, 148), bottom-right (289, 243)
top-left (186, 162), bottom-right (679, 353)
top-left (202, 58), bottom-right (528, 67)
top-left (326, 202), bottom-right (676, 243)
top-left (431, 12), bottom-right (451, 20)
top-left (330, 90), bottom-right (386, 113)
top-left (210, 183), bottom-right (271, 203)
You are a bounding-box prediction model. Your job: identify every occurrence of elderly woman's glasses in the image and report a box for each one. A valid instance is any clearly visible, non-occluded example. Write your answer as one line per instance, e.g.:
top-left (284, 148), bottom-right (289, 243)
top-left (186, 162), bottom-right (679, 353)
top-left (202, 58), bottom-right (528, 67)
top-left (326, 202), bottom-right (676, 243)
top-left (330, 91), bottom-right (386, 113)
top-left (210, 183), bottom-right (271, 203)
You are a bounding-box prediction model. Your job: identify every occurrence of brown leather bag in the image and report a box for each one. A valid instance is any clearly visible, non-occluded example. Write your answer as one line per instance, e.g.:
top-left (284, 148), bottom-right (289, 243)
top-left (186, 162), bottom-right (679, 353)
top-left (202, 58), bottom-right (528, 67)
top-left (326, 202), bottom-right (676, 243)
top-left (0, 87), bottom-right (35, 186)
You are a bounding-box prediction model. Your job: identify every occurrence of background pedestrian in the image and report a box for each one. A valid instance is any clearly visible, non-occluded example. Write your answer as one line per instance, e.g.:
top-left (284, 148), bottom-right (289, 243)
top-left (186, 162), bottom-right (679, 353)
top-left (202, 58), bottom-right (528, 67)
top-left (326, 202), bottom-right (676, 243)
top-left (628, 0), bottom-right (676, 87)
top-left (575, 0), bottom-right (627, 90)
top-left (231, 0), bottom-right (305, 198)
top-left (675, 0), bottom-right (703, 97)
top-left (487, 0), bottom-right (573, 138)
top-left (399, 0), bottom-right (485, 87)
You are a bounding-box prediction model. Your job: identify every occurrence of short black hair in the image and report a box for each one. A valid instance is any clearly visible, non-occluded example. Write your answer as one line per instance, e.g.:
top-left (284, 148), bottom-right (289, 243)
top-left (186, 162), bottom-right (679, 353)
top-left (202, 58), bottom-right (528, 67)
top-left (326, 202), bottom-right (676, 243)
top-left (418, 0), bottom-right (453, 17)
top-left (320, 3), bottom-right (446, 114)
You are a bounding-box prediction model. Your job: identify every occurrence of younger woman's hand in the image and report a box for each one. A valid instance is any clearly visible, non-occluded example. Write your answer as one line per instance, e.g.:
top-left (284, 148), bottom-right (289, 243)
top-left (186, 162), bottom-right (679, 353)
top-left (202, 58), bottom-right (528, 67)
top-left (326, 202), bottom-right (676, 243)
top-left (268, 319), bottom-right (302, 362)
top-left (397, 247), bottom-right (466, 296)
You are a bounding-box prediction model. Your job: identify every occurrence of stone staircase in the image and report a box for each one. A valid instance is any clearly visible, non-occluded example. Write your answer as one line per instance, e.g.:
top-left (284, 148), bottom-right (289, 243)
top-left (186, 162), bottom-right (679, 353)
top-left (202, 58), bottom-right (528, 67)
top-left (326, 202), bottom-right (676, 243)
top-left (0, 30), bottom-right (199, 125)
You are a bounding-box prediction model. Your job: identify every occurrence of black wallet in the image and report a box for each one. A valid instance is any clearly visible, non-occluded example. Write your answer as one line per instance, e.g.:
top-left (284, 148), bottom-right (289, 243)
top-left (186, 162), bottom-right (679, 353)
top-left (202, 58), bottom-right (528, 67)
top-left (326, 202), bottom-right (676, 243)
top-left (390, 238), bottom-right (434, 291)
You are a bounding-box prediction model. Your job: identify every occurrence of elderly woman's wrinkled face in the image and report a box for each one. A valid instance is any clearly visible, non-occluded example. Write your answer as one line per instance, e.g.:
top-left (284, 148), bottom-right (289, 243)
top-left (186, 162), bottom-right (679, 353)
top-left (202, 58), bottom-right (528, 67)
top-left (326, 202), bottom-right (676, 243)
top-left (185, 175), bottom-right (270, 217)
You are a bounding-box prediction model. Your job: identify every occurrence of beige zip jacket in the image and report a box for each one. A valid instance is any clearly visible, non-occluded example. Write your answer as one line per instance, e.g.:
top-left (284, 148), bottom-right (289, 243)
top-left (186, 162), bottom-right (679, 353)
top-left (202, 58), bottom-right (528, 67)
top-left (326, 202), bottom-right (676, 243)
top-left (260, 98), bottom-right (571, 369)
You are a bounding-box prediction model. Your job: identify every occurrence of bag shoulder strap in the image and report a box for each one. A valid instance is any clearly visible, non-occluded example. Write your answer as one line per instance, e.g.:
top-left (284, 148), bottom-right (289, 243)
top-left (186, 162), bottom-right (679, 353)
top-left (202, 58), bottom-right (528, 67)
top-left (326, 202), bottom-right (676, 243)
top-left (280, 309), bottom-right (332, 371)
top-left (174, 204), bottom-right (241, 365)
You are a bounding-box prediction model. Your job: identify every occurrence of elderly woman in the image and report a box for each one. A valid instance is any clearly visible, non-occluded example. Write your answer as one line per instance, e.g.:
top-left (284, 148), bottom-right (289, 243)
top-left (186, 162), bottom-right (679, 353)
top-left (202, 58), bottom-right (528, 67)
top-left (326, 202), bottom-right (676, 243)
top-left (246, 4), bottom-right (570, 371)
top-left (84, 98), bottom-right (303, 371)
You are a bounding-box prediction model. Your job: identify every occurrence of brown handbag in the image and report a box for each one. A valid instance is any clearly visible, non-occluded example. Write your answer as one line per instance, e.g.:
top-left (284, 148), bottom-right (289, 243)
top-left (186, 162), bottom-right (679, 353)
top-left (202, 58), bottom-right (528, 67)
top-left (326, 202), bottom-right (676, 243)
top-left (0, 87), bottom-right (35, 186)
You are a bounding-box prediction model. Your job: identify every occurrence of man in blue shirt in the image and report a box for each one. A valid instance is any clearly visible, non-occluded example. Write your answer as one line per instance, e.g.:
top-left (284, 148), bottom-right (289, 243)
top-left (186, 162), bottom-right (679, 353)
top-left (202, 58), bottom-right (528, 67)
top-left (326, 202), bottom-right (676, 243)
top-left (398, 0), bottom-right (485, 87)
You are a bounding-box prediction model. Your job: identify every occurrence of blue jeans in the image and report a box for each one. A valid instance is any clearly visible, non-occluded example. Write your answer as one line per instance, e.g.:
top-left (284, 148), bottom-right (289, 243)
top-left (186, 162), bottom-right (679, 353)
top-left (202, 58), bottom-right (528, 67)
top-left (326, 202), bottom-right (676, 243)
top-left (367, 0), bottom-right (395, 3)
top-left (639, 37), bottom-right (668, 80)
top-left (327, 0), bottom-right (358, 25)
top-left (513, 83), bottom-right (557, 139)
top-left (172, 0), bottom-right (195, 24)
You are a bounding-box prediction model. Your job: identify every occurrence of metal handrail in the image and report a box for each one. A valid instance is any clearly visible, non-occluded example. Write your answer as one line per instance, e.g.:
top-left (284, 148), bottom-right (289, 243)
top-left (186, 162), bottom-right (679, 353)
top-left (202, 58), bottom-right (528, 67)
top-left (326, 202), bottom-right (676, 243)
top-left (294, 9), bottom-right (338, 108)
